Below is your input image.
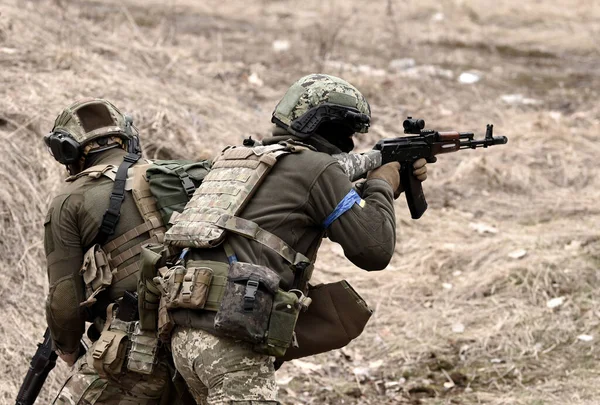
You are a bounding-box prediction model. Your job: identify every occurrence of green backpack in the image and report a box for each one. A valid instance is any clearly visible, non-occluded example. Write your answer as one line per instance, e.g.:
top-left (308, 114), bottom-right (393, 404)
top-left (146, 160), bottom-right (211, 227)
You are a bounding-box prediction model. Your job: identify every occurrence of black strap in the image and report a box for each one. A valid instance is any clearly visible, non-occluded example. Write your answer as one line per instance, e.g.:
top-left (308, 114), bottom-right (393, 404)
top-left (173, 166), bottom-right (196, 197)
top-left (92, 152), bottom-right (141, 246)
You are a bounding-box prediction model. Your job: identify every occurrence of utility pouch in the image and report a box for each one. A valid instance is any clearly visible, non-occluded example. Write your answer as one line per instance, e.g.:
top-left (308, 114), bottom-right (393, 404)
top-left (280, 280), bottom-right (373, 361)
top-left (91, 330), bottom-right (128, 377)
top-left (138, 244), bottom-right (169, 331)
top-left (200, 260), bottom-right (229, 311)
top-left (214, 262), bottom-right (280, 343)
top-left (90, 305), bottom-right (130, 378)
top-left (254, 289), bottom-right (302, 357)
top-left (157, 295), bottom-right (174, 343)
top-left (79, 244), bottom-right (112, 307)
top-left (162, 266), bottom-right (213, 310)
top-left (127, 321), bottom-right (159, 375)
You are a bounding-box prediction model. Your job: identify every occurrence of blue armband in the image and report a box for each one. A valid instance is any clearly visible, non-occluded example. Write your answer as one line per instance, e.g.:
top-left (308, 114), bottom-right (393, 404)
top-left (322, 189), bottom-right (364, 229)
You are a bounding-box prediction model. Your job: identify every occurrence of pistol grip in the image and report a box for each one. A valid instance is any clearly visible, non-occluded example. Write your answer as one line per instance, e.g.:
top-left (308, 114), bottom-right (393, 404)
top-left (401, 163), bottom-right (427, 219)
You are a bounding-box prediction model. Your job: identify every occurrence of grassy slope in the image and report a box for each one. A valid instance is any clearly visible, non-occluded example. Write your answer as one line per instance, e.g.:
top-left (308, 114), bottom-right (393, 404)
top-left (1, 0), bottom-right (599, 403)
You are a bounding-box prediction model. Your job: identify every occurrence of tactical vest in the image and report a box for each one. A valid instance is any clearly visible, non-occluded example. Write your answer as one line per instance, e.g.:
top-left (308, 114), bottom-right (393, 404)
top-left (68, 162), bottom-right (168, 306)
top-left (165, 142), bottom-right (312, 275)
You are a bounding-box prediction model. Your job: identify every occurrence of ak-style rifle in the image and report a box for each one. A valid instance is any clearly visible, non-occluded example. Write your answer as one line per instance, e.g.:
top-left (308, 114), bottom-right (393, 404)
top-left (333, 117), bottom-right (508, 218)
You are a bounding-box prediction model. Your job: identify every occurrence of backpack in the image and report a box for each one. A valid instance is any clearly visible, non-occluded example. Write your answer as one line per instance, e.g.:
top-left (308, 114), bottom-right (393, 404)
top-left (145, 160), bottom-right (211, 227)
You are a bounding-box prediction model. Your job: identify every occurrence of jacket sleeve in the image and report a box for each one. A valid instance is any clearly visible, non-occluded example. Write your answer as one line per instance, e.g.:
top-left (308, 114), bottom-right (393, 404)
top-left (308, 161), bottom-right (397, 271)
top-left (44, 194), bottom-right (88, 354)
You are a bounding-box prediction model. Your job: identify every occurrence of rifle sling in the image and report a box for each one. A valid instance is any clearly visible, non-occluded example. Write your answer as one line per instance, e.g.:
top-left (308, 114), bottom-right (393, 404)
top-left (90, 152), bottom-right (141, 247)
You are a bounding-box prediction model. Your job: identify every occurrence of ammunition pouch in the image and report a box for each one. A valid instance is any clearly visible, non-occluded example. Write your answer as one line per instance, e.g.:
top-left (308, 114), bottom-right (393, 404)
top-left (89, 304), bottom-right (129, 378)
top-left (79, 244), bottom-right (112, 307)
top-left (279, 280), bottom-right (373, 361)
top-left (159, 265), bottom-right (213, 310)
top-left (127, 321), bottom-right (160, 375)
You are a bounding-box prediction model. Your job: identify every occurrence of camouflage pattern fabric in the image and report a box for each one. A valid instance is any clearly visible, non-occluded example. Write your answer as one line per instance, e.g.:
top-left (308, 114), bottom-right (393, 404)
top-left (271, 73), bottom-right (371, 133)
top-left (171, 326), bottom-right (279, 405)
top-left (51, 98), bottom-right (134, 145)
top-left (52, 350), bottom-right (170, 405)
top-left (332, 150), bottom-right (383, 182)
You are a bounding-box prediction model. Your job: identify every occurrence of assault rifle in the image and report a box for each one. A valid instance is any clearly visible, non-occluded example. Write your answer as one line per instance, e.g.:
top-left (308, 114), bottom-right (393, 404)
top-left (333, 117), bottom-right (508, 219)
top-left (16, 328), bottom-right (89, 405)
top-left (15, 328), bottom-right (57, 405)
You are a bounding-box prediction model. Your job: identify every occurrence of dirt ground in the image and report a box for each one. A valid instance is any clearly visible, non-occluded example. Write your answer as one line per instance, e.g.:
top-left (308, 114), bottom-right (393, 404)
top-left (1, 0), bottom-right (599, 404)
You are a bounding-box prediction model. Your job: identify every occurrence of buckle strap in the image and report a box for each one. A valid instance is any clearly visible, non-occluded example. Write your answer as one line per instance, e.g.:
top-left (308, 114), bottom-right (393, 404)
top-left (215, 214), bottom-right (310, 270)
top-left (243, 276), bottom-right (260, 311)
top-left (92, 334), bottom-right (114, 360)
top-left (174, 166), bottom-right (196, 197)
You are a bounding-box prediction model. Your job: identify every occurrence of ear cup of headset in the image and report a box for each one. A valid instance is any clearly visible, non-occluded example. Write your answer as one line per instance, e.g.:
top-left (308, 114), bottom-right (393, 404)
top-left (44, 131), bottom-right (81, 165)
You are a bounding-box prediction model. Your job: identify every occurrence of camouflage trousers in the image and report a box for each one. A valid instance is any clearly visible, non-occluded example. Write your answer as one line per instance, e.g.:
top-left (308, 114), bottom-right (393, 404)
top-left (171, 326), bottom-right (279, 404)
top-left (52, 349), bottom-right (170, 405)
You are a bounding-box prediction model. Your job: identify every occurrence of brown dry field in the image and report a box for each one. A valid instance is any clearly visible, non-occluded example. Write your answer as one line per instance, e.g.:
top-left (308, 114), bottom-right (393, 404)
top-left (1, 0), bottom-right (600, 404)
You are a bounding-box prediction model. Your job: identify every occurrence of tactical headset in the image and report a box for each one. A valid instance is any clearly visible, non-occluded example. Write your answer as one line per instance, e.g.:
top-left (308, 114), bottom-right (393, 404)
top-left (44, 129), bottom-right (82, 165)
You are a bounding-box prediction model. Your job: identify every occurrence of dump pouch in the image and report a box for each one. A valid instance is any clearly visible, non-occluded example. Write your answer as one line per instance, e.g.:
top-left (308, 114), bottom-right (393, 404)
top-left (138, 244), bottom-right (169, 331)
top-left (254, 289), bottom-right (302, 357)
top-left (79, 244), bottom-right (112, 307)
top-left (280, 280), bottom-right (373, 362)
top-left (214, 262), bottom-right (280, 343)
top-left (127, 321), bottom-right (159, 375)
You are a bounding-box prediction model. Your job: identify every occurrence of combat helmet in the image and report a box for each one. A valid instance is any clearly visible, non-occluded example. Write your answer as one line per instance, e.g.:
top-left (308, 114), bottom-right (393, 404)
top-left (44, 98), bottom-right (140, 166)
top-left (272, 73), bottom-right (371, 138)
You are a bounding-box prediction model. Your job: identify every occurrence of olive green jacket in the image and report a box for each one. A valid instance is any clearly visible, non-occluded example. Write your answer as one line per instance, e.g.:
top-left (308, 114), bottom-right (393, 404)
top-left (186, 133), bottom-right (397, 292)
top-left (44, 148), bottom-right (146, 353)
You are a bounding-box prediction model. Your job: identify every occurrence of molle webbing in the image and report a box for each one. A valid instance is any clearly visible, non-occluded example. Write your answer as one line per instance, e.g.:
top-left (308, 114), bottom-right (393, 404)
top-left (130, 164), bottom-right (167, 242)
top-left (165, 144), bottom-right (293, 248)
top-left (102, 217), bottom-right (163, 255)
top-left (107, 233), bottom-right (162, 269)
top-left (98, 162), bottom-right (168, 283)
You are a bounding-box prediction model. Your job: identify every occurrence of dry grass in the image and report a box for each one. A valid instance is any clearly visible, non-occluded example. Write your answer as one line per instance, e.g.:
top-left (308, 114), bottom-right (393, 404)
top-left (1, 0), bottom-right (599, 404)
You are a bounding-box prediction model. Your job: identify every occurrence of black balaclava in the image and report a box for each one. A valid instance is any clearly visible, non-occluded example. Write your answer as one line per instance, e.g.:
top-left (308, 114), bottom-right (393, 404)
top-left (317, 121), bottom-right (356, 153)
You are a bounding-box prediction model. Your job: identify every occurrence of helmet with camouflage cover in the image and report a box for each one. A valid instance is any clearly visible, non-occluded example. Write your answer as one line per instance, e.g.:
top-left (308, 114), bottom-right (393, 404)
top-left (44, 98), bottom-right (140, 166)
top-left (271, 74), bottom-right (371, 139)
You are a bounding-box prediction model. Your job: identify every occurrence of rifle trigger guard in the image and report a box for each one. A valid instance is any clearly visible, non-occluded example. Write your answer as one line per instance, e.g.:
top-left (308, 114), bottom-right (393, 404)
top-left (426, 156), bottom-right (437, 164)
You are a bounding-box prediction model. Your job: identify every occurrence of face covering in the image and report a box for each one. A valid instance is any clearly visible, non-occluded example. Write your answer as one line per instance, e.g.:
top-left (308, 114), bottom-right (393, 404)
top-left (317, 121), bottom-right (356, 153)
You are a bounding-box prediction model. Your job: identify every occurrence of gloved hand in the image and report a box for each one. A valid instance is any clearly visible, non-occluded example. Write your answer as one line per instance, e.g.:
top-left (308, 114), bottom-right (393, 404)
top-left (367, 162), bottom-right (401, 196)
top-left (396, 158), bottom-right (428, 197)
top-left (366, 159), bottom-right (428, 199)
top-left (58, 348), bottom-right (79, 366)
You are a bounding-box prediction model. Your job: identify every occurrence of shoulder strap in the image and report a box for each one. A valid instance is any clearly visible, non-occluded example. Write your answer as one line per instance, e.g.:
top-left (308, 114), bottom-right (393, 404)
top-left (215, 214), bottom-right (311, 269)
top-left (91, 152), bottom-right (141, 246)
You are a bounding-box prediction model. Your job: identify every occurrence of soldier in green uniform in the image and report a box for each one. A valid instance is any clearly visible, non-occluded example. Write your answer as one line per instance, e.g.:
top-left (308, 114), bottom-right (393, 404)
top-left (164, 74), bottom-right (427, 404)
top-left (43, 99), bottom-right (175, 404)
